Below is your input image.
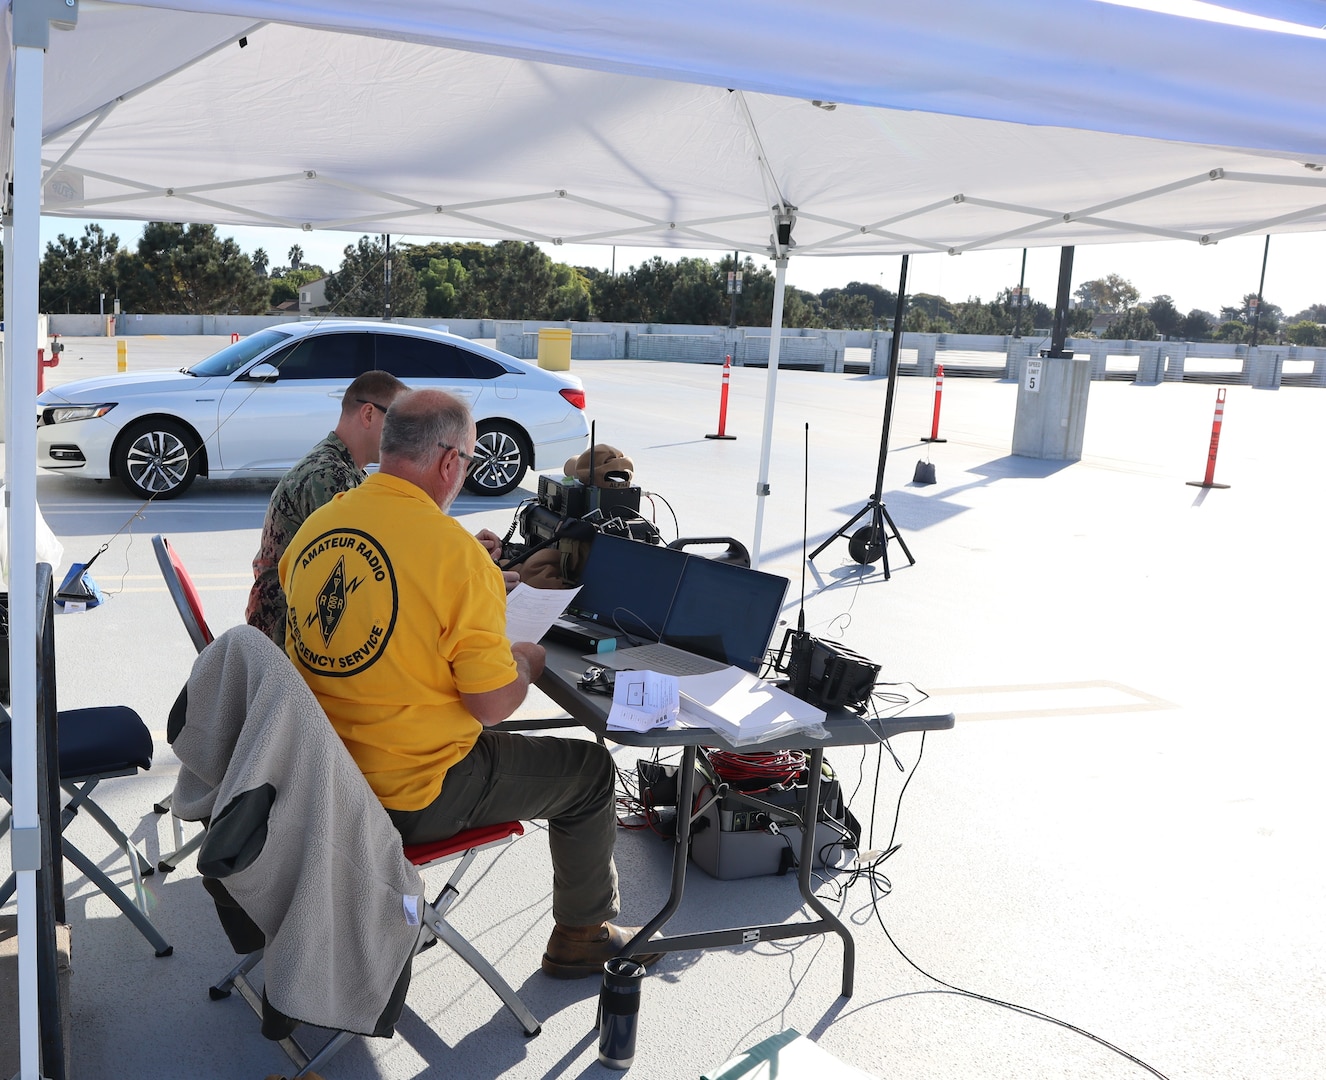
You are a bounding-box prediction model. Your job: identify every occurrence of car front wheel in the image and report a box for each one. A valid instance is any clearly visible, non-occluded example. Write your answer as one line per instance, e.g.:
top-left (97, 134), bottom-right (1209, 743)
top-left (115, 418), bottom-right (201, 500)
top-left (464, 420), bottom-right (529, 496)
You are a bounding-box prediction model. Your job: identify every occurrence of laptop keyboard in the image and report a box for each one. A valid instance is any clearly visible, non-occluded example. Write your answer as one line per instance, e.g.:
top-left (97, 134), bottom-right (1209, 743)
top-left (587, 641), bottom-right (728, 676)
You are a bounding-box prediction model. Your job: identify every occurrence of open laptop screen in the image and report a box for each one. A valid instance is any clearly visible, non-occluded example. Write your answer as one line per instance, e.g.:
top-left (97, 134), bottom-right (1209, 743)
top-left (564, 534), bottom-right (687, 641)
top-left (661, 557), bottom-right (789, 673)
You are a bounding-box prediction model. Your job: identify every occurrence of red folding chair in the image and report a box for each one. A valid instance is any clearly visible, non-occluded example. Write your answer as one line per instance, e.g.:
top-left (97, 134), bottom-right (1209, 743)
top-left (152, 533), bottom-right (214, 653)
top-left (151, 534), bottom-right (214, 871)
top-left (209, 820), bottom-right (540, 1077)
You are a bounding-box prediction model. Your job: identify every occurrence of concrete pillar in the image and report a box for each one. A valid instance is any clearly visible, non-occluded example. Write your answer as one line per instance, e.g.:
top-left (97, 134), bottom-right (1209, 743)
top-left (1012, 355), bottom-right (1091, 461)
top-left (1005, 338), bottom-right (1034, 382)
top-left (1247, 346), bottom-right (1282, 390)
top-left (1135, 343), bottom-right (1163, 385)
top-left (723, 326), bottom-right (743, 366)
top-left (870, 332), bottom-right (893, 376)
top-left (914, 334), bottom-right (937, 377)
top-left (824, 330), bottom-right (847, 373)
top-left (1161, 341), bottom-right (1187, 382)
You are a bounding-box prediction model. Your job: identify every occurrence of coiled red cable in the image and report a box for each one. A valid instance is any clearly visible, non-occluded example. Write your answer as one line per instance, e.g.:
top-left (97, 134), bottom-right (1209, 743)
top-left (705, 748), bottom-right (807, 792)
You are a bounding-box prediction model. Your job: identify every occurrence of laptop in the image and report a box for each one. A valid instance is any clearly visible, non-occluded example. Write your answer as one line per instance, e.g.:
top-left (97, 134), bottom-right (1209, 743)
top-left (564, 533), bottom-right (689, 640)
top-left (576, 538), bottom-right (789, 675)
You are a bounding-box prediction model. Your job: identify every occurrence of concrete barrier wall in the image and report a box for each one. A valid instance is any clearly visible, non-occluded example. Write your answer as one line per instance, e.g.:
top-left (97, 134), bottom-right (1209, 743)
top-left (41, 313), bottom-right (1326, 387)
top-left (48, 313), bottom-right (499, 339)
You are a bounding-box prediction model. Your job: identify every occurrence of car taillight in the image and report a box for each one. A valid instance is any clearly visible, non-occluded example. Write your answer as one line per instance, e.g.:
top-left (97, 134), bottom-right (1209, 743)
top-left (559, 388), bottom-right (586, 410)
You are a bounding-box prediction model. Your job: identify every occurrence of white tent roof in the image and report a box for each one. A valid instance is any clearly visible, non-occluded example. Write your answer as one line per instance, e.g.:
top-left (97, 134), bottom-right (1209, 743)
top-left (13, 0), bottom-right (1326, 259)
top-left (9, 5), bottom-right (1326, 1078)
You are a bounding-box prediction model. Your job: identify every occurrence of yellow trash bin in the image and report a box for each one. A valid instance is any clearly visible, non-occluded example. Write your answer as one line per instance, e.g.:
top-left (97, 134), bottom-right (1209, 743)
top-left (537, 327), bottom-right (572, 371)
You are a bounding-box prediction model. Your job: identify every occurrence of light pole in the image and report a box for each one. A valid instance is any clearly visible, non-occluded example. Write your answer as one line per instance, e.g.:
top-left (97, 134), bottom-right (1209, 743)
top-left (1249, 234), bottom-right (1269, 347)
top-left (727, 250), bottom-right (741, 328)
top-left (1012, 248), bottom-right (1028, 339)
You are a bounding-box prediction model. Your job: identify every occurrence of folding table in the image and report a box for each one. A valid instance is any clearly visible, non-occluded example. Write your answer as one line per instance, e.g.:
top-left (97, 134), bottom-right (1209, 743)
top-left (536, 640), bottom-right (954, 998)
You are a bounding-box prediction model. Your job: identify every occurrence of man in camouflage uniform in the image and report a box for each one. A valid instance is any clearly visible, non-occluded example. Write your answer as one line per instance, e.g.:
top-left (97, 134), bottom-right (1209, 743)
top-left (245, 370), bottom-right (409, 647)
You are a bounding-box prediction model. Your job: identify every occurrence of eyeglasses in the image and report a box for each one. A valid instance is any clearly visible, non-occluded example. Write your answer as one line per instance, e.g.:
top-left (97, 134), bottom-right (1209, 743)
top-left (356, 398), bottom-right (389, 415)
top-left (438, 442), bottom-right (476, 464)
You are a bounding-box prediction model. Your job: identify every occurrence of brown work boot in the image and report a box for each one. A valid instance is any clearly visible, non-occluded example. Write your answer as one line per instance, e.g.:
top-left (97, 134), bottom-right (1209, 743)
top-left (541, 922), bottom-right (665, 979)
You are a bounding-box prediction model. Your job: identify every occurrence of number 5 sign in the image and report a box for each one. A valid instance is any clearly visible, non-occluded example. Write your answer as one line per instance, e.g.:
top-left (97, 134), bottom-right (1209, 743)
top-left (1024, 358), bottom-right (1043, 393)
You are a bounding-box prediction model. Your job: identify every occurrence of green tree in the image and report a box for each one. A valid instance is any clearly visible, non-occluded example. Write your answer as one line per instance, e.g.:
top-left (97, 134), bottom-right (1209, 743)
top-left (661, 257), bottom-right (725, 324)
top-left (550, 263), bottom-right (593, 321)
top-left (269, 278), bottom-right (298, 306)
top-left (324, 236), bottom-right (424, 317)
top-left (951, 300), bottom-right (999, 334)
top-left (1179, 309), bottom-right (1214, 341)
top-left (1073, 274), bottom-right (1139, 313)
top-left (250, 248), bottom-right (269, 277)
top-left (1145, 295), bottom-right (1182, 339)
top-left (1213, 319), bottom-right (1249, 342)
top-left (909, 292), bottom-right (956, 324)
top-left (39, 224), bottom-right (121, 313)
top-left (819, 292), bottom-right (875, 329)
top-left (903, 307), bottom-right (947, 333)
top-left (1284, 319), bottom-right (1324, 346)
top-left (731, 261), bottom-right (820, 327)
top-left (288, 244), bottom-right (304, 271)
top-left (590, 254), bottom-right (726, 324)
top-left (1290, 303), bottom-right (1326, 323)
top-left (418, 256), bottom-right (470, 317)
top-left (1243, 293), bottom-right (1283, 336)
top-left (819, 281), bottom-right (896, 327)
top-left (1102, 307), bottom-right (1157, 340)
top-left (590, 267), bottom-right (651, 322)
top-left (461, 241), bottom-right (563, 320)
top-left (266, 264), bottom-right (326, 308)
top-left (114, 222), bottom-right (269, 314)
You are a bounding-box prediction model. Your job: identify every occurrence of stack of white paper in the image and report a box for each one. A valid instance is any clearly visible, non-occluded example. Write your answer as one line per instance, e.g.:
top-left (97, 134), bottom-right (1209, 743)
top-left (676, 667), bottom-right (827, 745)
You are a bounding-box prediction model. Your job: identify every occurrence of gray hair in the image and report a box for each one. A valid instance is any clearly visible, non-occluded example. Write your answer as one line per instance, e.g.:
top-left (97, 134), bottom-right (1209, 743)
top-left (380, 388), bottom-right (472, 465)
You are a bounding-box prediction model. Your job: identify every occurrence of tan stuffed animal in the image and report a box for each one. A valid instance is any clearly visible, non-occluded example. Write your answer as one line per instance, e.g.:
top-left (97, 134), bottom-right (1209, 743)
top-left (517, 548), bottom-right (569, 590)
top-left (563, 444), bottom-right (635, 488)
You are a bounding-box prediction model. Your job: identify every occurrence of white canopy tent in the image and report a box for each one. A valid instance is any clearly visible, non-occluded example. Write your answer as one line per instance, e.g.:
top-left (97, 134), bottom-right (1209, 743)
top-left (6, 2), bottom-right (1326, 1076)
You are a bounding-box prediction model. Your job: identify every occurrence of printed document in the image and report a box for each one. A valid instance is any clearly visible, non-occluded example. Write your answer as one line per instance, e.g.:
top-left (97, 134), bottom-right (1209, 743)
top-left (505, 583), bottom-right (580, 644)
top-left (606, 670), bottom-right (680, 732)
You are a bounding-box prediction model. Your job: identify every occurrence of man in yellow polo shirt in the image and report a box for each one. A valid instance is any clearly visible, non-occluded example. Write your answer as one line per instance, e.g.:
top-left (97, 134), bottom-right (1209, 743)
top-left (281, 388), bottom-right (651, 978)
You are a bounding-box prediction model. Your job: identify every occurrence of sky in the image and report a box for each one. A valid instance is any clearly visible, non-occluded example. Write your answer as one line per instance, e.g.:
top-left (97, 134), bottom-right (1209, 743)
top-left (40, 216), bottom-right (1326, 321)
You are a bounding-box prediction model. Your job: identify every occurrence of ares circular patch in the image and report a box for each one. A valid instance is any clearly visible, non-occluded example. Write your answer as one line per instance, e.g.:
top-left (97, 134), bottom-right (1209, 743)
top-left (285, 527), bottom-right (398, 678)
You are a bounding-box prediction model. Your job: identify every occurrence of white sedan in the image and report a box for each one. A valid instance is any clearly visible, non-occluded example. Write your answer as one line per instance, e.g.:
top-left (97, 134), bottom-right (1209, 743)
top-left (36, 321), bottom-right (589, 499)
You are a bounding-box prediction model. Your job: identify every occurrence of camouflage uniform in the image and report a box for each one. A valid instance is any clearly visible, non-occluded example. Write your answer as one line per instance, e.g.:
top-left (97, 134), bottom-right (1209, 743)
top-left (245, 432), bottom-right (364, 649)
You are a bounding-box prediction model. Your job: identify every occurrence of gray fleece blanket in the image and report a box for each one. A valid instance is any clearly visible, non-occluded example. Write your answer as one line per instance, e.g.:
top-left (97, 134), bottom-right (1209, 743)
top-left (171, 625), bottom-right (425, 1035)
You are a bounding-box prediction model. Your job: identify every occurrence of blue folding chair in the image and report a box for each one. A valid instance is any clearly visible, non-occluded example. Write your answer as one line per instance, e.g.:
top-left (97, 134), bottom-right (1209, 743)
top-left (1, 621), bottom-right (171, 957)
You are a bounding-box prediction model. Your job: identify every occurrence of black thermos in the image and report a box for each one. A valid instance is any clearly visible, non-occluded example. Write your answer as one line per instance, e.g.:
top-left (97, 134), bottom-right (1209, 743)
top-left (597, 957), bottom-right (644, 1069)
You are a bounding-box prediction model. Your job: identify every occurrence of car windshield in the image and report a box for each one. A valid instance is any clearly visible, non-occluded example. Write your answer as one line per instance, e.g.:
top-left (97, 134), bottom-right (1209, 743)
top-left (186, 328), bottom-right (292, 377)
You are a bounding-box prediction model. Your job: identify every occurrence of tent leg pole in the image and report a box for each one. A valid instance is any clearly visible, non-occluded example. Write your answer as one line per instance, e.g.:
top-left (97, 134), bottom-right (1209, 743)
top-left (750, 257), bottom-right (788, 569)
top-left (10, 33), bottom-right (51, 1080)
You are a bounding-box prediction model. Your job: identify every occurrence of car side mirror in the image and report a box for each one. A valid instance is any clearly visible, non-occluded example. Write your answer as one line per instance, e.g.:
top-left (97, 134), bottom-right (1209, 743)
top-left (244, 362), bottom-right (280, 382)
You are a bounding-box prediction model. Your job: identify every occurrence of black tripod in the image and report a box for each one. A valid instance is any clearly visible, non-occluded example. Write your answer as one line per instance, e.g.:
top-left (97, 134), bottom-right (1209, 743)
top-left (810, 255), bottom-right (915, 579)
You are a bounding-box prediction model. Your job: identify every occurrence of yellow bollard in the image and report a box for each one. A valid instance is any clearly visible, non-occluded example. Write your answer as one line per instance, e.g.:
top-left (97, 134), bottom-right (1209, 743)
top-left (117, 339), bottom-right (127, 373)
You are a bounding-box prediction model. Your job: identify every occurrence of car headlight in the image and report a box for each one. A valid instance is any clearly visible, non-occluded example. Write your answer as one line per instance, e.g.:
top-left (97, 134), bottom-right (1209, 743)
top-left (38, 403), bottom-right (117, 426)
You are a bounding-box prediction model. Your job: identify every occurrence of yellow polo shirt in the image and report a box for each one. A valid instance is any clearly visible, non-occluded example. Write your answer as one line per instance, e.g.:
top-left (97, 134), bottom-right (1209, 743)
top-left (280, 472), bottom-right (517, 810)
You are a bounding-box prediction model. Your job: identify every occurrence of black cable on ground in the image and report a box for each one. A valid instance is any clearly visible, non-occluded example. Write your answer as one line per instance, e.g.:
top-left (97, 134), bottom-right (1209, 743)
top-left (824, 729), bottom-right (1173, 1080)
